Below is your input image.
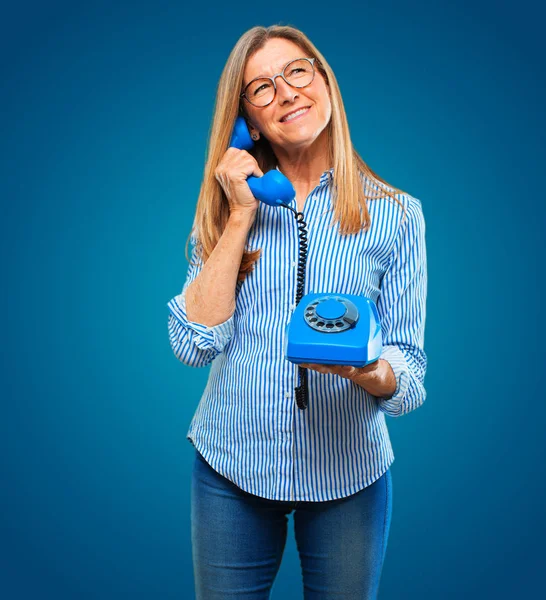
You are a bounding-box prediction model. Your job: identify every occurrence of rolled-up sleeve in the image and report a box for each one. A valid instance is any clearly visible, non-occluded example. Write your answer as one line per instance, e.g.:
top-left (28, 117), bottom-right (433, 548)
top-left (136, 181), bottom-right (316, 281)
top-left (375, 197), bottom-right (428, 417)
top-left (166, 234), bottom-right (235, 367)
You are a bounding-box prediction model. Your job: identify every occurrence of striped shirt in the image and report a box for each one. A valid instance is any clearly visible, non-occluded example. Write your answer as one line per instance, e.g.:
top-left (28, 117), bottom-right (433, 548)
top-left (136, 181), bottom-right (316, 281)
top-left (167, 168), bottom-right (427, 502)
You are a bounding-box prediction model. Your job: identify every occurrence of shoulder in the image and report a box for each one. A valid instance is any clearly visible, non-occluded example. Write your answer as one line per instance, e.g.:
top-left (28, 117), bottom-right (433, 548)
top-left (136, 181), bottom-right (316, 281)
top-left (362, 174), bottom-right (424, 224)
top-left (358, 175), bottom-right (426, 261)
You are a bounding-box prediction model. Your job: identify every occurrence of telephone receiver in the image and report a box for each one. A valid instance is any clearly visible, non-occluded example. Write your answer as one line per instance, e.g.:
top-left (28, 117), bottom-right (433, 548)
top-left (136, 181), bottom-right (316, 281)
top-left (229, 116), bottom-right (295, 207)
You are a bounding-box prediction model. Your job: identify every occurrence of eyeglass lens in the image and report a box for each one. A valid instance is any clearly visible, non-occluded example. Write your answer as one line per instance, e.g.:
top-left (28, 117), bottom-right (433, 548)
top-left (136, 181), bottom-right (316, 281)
top-left (244, 59), bottom-right (314, 107)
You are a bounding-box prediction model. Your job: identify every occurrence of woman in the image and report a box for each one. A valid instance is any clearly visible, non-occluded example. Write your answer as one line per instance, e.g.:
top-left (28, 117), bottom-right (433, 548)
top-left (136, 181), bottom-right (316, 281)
top-left (167, 24), bottom-right (427, 599)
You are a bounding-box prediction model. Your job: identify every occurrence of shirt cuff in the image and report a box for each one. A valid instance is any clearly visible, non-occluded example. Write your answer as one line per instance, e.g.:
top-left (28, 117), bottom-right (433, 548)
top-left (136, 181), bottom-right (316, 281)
top-left (166, 291), bottom-right (234, 353)
top-left (377, 344), bottom-right (411, 413)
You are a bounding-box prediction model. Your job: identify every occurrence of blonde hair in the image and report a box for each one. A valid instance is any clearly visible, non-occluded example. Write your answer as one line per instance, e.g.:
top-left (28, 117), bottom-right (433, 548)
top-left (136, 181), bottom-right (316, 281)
top-left (187, 24), bottom-right (407, 281)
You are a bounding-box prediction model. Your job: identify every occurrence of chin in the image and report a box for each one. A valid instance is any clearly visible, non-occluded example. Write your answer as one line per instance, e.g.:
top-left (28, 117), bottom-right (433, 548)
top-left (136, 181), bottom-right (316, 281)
top-left (290, 126), bottom-right (325, 143)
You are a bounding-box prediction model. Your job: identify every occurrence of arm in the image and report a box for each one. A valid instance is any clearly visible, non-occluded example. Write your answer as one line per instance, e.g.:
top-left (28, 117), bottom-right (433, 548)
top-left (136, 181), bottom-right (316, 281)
top-left (166, 210), bottom-right (256, 367)
top-left (374, 196), bottom-right (428, 417)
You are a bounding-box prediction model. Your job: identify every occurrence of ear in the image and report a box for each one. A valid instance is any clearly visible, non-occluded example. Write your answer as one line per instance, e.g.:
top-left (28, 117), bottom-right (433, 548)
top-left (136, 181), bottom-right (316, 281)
top-left (248, 124), bottom-right (260, 141)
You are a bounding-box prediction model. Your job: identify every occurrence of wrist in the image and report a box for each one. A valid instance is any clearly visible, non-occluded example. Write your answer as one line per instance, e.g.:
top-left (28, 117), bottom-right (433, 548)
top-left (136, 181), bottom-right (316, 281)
top-left (228, 209), bottom-right (256, 228)
top-left (378, 359), bottom-right (397, 398)
top-left (349, 359), bottom-right (397, 398)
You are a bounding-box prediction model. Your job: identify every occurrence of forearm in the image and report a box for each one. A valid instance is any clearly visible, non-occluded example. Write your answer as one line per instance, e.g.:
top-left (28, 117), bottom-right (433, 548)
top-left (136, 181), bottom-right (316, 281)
top-left (350, 359), bottom-right (397, 399)
top-left (185, 211), bottom-right (255, 327)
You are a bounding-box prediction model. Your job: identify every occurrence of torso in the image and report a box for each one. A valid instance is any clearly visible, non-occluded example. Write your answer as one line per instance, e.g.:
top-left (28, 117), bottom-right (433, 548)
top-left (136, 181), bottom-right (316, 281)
top-left (296, 192), bottom-right (311, 213)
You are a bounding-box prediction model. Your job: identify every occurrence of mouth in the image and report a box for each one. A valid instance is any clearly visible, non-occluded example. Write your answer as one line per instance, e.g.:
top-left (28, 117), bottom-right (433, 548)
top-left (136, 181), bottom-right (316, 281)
top-left (280, 106), bottom-right (311, 124)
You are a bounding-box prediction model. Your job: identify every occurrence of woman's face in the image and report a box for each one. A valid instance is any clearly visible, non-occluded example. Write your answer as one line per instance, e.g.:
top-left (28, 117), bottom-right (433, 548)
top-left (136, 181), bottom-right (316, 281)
top-left (242, 38), bottom-right (331, 151)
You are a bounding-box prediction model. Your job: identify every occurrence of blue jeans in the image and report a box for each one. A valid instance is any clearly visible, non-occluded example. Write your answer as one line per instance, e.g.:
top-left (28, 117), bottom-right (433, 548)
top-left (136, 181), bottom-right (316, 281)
top-left (191, 448), bottom-right (392, 599)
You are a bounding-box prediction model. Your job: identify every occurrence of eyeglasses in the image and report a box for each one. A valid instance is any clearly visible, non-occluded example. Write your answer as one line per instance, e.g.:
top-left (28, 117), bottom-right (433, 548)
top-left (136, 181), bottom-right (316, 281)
top-left (240, 57), bottom-right (317, 108)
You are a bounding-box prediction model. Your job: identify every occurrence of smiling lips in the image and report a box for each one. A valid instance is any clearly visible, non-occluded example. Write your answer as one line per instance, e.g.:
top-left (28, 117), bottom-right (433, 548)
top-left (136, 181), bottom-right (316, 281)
top-left (280, 106), bottom-right (311, 123)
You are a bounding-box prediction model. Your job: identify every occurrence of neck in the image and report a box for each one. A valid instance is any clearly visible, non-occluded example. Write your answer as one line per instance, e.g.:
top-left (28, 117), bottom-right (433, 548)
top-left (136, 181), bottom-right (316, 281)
top-left (271, 127), bottom-right (331, 191)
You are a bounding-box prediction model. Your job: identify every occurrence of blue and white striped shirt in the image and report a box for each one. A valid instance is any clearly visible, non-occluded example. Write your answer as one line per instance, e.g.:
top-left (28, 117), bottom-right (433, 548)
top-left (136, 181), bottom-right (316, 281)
top-left (167, 168), bottom-right (427, 502)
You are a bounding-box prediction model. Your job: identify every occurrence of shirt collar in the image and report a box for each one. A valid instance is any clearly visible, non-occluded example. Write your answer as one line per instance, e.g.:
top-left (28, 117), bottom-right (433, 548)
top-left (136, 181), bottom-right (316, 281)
top-left (319, 167), bottom-right (334, 186)
top-left (275, 166), bottom-right (334, 187)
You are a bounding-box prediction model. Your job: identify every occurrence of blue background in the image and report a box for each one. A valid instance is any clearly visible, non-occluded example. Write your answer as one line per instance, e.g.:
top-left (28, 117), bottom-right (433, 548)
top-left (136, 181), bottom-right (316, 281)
top-left (2, 0), bottom-right (545, 598)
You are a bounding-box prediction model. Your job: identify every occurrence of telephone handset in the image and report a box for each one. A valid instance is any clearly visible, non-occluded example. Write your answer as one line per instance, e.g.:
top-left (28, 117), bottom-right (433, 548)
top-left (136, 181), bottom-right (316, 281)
top-left (229, 116), bottom-right (295, 206)
top-left (228, 117), bottom-right (382, 407)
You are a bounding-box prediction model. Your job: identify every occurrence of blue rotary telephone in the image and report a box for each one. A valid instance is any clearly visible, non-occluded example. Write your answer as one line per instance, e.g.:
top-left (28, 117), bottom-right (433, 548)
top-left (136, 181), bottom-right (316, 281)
top-left (229, 116), bottom-right (382, 408)
top-left (284, 293), bottom-right (382, 367)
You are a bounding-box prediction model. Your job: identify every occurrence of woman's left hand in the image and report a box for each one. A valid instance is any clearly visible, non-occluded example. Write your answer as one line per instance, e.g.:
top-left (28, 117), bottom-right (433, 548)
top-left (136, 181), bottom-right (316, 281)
top-left (299, 359), bottom-right (396, 398)
top-left (299, 360), bottom-right (380, 379)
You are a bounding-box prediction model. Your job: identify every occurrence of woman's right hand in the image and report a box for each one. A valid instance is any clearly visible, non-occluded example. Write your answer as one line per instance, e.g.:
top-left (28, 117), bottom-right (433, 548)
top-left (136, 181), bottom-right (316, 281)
top-left (214, 148), bottom-right (264, 216)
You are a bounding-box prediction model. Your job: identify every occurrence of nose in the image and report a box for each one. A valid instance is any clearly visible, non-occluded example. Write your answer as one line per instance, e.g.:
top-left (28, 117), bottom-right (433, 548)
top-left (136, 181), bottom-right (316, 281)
top-left (275, 75), bottom-right (298, 103)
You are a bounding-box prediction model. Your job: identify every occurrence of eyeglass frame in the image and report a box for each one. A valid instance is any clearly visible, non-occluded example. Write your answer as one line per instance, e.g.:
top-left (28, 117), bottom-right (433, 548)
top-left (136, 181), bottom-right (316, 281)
top-left (240, 57), bottom-right (317, 107)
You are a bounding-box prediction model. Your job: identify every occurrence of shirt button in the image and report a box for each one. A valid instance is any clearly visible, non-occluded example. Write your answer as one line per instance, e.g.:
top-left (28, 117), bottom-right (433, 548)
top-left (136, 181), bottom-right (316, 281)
top-left (292, 261), bottom-right (297, 267)
top-left (285, 392), bottom-right (291, 398)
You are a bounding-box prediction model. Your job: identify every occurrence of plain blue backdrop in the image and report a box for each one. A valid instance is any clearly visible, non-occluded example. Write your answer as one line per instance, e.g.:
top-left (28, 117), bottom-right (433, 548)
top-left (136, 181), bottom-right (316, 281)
top-left (2, 0), bottom-right (545, 598)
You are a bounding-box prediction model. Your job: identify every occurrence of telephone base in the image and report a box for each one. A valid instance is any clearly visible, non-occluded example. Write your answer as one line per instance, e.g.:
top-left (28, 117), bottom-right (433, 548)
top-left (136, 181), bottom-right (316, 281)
top-left (284, 292), bottom-right (382, 367)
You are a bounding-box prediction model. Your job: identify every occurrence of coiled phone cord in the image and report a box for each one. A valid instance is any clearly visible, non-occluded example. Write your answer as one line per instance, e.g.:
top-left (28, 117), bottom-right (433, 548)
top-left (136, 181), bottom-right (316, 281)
top-left (284, 205), bottom-right (310, 411)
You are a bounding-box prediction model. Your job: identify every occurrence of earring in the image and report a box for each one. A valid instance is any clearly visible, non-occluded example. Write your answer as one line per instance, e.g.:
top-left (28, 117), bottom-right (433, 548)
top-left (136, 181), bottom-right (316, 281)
top-left (251, 133), bottom-right (259, 140)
